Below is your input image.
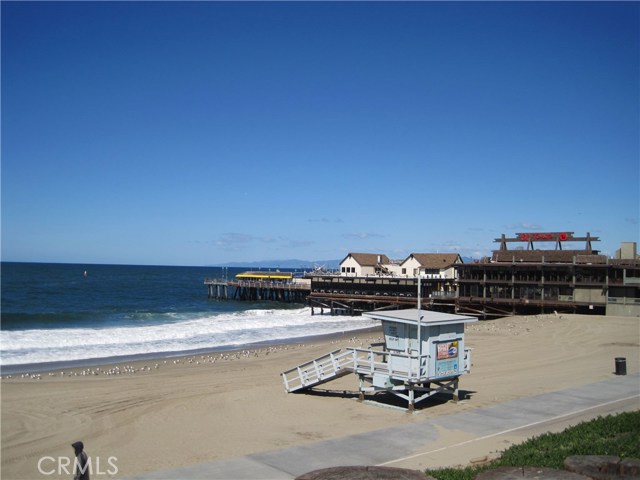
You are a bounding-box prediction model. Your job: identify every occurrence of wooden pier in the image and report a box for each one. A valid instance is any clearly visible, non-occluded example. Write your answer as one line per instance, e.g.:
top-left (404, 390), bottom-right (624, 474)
top-left (307, 274), bottom-right (457, 315)
top-left (204, 278), bottom-right (230, 300)
top-left (205, 278), bottom-right (310, 303)
top-left (204, 275), bottom-right (454, 313)
top-left (233, 279), bottom-right (310, 302)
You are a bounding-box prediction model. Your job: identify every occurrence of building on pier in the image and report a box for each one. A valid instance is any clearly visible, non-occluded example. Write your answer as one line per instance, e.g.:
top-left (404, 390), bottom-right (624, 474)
top-left (339, 253), bottom-right (391, 276)
top-left (308, 235), bottom-right (639, 317)
top-left (455, 233), bottom-right (640, 317)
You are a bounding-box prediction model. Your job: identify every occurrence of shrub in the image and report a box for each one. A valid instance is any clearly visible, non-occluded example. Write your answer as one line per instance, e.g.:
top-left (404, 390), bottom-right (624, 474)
top-left (427, 411), bottom-right (640, 480)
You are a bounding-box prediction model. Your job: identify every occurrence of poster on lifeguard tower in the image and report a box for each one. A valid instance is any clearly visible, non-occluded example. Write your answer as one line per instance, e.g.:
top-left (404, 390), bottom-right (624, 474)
top-left (435, 340), bottom-right (459, 378)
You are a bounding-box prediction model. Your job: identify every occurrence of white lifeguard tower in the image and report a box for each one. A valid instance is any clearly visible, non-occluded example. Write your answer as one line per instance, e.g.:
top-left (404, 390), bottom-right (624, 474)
top-left (281, 308), bottom-right (477, 410)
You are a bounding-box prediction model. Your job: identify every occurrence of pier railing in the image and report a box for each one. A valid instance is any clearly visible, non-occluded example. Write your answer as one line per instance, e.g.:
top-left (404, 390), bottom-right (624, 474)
top-left (282, 347), bottom-right (434, 393)
top-left (230, 279), bottom-right (310, 290)
top-left (204, 278), bottom-right (310, 290)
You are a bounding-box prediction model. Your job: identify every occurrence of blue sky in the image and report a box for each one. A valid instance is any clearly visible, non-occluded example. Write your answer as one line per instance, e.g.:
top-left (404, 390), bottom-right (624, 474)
top-left (2, 1), bottom-right (638, 266)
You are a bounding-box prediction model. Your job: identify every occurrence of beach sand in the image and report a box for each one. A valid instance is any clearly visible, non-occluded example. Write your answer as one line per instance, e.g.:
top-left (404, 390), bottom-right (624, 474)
top-left (1, 313), bottom-right (638, 479)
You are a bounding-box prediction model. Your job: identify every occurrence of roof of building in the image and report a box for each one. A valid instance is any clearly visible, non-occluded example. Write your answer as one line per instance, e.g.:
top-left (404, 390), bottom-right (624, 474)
top-left (406, 253), bottom-right (462, 269)
top-left (363, 308), bottom-right (477, 326)
top-left (341, 253), bottom-right (390, 266)
top-left (491, 250), bottom-right (608, 264)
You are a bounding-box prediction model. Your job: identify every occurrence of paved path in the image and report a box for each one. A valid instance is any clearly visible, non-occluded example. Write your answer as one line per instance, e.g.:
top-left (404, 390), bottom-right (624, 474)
top-left (128, 374), bottom-right (639, 480)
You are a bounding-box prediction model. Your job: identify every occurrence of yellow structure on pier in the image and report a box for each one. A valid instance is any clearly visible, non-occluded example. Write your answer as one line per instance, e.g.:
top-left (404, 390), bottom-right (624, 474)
top-left (235, 271), bottom-right (293, 281)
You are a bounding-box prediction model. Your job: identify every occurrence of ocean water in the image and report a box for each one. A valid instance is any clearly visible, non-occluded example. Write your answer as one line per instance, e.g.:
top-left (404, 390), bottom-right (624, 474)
top-left (0, 262), bottom-right (376, 368)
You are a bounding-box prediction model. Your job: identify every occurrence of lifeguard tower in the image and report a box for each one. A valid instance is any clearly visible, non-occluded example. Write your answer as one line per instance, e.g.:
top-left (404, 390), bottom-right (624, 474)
top-left (281, 309), bottom-right (477, 410)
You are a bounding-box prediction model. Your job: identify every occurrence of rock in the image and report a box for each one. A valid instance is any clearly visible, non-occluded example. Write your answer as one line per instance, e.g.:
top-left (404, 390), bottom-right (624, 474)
top-left (564, 455), bottom-right (640, 479)
top-left (619, 459), bottom-right (640, 477)
top-left (295, 465), bottom-right (432, 480)
top-left (475, 466), bottom-right (590, 480)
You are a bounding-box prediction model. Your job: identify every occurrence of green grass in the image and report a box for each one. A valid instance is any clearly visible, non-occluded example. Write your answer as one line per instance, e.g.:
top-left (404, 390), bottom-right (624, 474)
top-left (426, 411), bottom-right (640, 480)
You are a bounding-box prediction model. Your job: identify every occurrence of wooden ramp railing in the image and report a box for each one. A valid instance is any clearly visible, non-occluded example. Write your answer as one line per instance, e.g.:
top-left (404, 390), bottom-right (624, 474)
top-left (281, 349), bottom-right (357, 392)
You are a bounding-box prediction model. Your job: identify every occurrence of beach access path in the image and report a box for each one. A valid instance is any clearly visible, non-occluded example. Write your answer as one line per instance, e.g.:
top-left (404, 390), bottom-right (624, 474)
top-left (127, 374), bottom-right (640, 479)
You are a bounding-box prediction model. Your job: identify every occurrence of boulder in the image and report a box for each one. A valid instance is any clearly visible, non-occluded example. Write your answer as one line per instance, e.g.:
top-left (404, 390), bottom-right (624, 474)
top-left (475, 466), bottom-right (590, 480)
top-left (564, 455), bottom-right (640, 479)
top-left (295, 465), bottom-right (432, 480)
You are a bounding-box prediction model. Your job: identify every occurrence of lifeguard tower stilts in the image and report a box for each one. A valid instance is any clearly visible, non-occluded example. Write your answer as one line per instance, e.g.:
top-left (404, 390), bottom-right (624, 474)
top-left (281, 308), bottom-right (477, 411)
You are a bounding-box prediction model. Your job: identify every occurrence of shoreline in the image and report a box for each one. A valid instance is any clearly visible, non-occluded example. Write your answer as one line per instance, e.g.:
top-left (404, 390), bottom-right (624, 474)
top-left (0, 326), bottom-right (382, 376)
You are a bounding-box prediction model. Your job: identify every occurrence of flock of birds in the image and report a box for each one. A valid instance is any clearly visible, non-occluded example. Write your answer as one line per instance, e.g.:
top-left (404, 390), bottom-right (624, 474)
top-left (1, 334), bottom-right (380, 381)
top-left (466, 313), bottom-right (560, 336)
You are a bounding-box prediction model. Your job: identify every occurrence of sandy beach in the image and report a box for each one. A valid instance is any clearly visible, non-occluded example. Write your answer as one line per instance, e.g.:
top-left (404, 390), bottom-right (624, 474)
top-left (1, 313), bottom-right (639, 479)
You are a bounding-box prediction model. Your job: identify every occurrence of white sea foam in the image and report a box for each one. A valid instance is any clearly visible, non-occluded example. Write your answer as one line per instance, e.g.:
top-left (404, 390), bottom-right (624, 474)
top-left (0, 307), bottom-right (377, 366)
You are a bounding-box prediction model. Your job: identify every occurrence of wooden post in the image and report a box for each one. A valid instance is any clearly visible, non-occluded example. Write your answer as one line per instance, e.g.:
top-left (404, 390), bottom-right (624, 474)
top-left (408, 387), bottom-right (415, 412)
top-left (452, 377), bottom-right (460, 402)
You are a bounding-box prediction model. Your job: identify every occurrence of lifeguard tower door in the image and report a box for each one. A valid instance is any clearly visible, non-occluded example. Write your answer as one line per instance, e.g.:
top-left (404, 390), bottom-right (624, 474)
top-left (408, 326), bottom-right (419, 354)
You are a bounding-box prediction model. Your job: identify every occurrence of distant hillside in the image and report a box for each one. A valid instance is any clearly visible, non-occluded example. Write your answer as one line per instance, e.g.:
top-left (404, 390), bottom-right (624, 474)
top-left (214, 259), bottom-right (341, 269)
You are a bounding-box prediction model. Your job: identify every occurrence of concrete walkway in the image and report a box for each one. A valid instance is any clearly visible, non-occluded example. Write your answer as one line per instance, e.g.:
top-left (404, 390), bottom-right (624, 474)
top-left (128, 374), bottom-right (639, 480)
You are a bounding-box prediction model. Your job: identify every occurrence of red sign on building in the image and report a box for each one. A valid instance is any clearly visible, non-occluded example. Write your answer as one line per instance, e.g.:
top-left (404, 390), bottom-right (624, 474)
top-left (517, 232), bottom-right (572, 242)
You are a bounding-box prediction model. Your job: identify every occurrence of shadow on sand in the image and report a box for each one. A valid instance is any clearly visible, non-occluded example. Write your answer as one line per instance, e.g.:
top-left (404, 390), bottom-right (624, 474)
top-left (296, 387), bottom-right (477, 411)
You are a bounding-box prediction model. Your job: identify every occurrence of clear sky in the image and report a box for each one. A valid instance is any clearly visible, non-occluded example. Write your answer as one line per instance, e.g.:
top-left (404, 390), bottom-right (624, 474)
top-left (2, 1), bottom-right (638, 266)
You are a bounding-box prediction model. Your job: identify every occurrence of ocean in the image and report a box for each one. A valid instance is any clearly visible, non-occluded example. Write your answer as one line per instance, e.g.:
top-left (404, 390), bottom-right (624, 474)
top-left (0, 262), bottom-right (376, 371)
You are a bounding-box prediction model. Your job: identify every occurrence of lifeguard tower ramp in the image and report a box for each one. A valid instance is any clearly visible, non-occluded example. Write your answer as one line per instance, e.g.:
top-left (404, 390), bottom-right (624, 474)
top-left (282, 309), bottom-right (477, 410)
top-left (281, 349), bottom-right (357, 392)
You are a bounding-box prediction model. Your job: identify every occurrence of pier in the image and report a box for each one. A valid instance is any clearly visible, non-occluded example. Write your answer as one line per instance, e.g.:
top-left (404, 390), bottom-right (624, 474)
top-left (307, 274), bottom-right (456, 315)
top-left (205, 278), bottom-right (310, 303)
top-left (204, 275), bottom-right (447, 313)
top-left (204, 278), bottom-right (230, 300)
top-left (204, 235), bottom-right (639, 317)
top-left (233, 279), bottom-right (309, 302)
